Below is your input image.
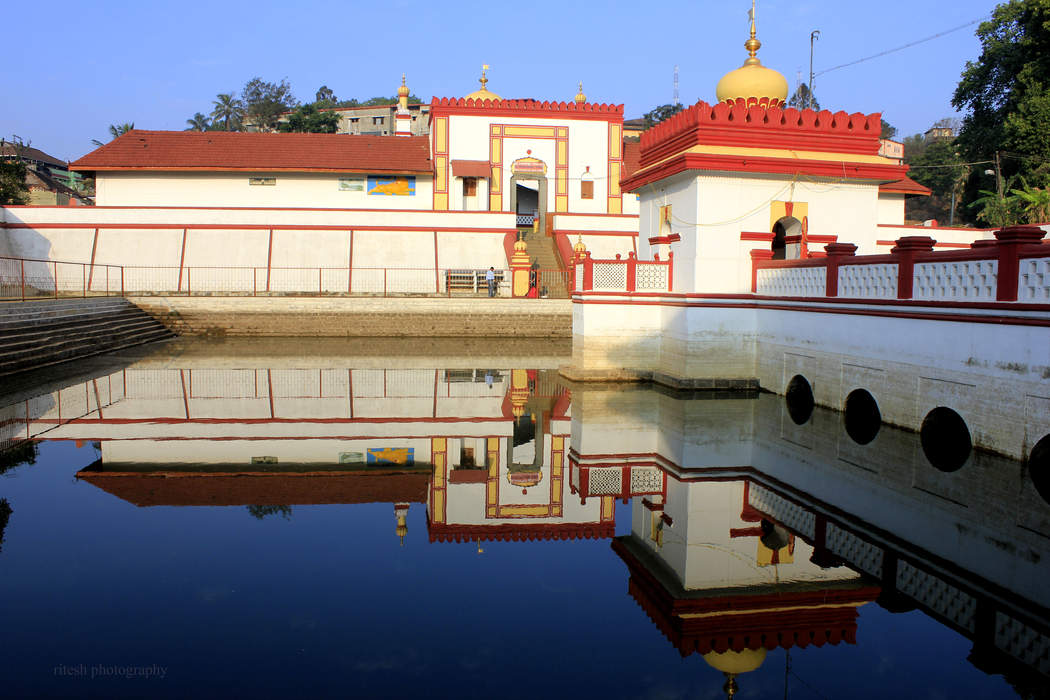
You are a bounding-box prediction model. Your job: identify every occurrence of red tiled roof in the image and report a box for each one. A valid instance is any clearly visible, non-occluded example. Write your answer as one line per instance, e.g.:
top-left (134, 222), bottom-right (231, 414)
top-left (622, 140), bottom-right (641, 179)
top-left (70, 130), bottom-right (433, 174)
top-left (880, 176), bottom-right (931, 196)
top-left (451, 160), bottom-right (491, 178)
top-left (75, 469), bottom-right (431, 507)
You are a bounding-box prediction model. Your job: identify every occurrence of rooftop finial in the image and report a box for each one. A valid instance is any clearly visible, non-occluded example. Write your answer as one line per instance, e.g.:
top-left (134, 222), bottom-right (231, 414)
top-left (575, 81), bottom-right (587, 104)
top-left (745, 0), bottom-right (762, 63)
top-left (480, 64), bottom-right (489, 90)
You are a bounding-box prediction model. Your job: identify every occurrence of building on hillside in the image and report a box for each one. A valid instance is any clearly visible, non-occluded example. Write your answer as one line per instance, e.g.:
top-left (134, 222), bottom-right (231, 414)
top-left (924, 125), bottom-right (955, 142)
top-left (2, 142), bottom-right (91, 204)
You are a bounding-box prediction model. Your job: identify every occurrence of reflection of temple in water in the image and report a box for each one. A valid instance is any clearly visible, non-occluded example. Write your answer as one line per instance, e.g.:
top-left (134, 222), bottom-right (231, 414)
top-left (6, 351), bottom-right (1049, 690)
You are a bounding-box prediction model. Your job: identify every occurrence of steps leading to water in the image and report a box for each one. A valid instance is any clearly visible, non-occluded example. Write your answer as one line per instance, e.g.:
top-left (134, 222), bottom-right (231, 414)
top-left (0, 298), bottom-right (175, 377)
top-left (520, 228), bottom-right (571, 298)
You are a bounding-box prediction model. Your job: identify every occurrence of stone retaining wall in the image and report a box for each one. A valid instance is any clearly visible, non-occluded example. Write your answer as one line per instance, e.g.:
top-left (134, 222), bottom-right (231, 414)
top-left (130, 297), bottom-right (572, 338)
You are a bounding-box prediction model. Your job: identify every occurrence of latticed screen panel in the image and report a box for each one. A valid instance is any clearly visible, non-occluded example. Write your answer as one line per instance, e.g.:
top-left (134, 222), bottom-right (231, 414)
top-left (630, 467), bottom-right (663, 494)
top-left (995, 612), bottom-right (1050, 674)
top-left (1018, 257), bottom-right (1050, 302)
top-left (589, 466), bottom-right (623, 495)
top-left (913, 260), bottom-right (998, 301)
top-left (592, 263), bottom-right (627, 290)
top-left (747, 484), bottom-right (816, 539)
top-left (635, 263), bottom-right (669, 291)
top-left (838, 263), bottom-right (899, 299)
top-left (897, 560), bottom-right (977, 632)
top-left (756, 267), bottom-right (827, 297)
top-left (825, 522), bottom-right (883, 577)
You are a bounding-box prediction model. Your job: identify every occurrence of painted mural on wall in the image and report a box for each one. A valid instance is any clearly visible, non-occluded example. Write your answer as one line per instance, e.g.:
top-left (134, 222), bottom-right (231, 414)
top-left (367, 176), bottom-right (416, 196)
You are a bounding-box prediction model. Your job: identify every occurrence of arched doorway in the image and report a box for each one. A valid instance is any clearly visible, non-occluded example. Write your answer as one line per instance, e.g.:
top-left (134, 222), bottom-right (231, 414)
top-left (771, 215), bottom-right (803, 260)
top-left (509, 173), bottom-right (548, 233)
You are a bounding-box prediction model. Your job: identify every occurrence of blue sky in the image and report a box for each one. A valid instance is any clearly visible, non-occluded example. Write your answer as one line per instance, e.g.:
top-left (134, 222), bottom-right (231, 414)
top-left (4, 0), bottom-right (997, 162)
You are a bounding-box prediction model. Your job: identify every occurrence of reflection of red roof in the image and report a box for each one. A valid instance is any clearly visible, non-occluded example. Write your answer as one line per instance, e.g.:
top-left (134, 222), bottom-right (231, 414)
top-left (428, 521), bottom-right (614, 543)
top-left (71, 130), bottom-right (433, 174)
top-left (612, 537), bottom-right (880, 657)
top-left (880, 176), bottom-right (931, 196)
top-left (76, 469), bottom-right (430, 506)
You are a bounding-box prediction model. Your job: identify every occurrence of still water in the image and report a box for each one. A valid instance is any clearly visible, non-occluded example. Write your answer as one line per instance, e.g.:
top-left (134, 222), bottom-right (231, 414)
top-left (1, 338), bottom-right (1047, 699)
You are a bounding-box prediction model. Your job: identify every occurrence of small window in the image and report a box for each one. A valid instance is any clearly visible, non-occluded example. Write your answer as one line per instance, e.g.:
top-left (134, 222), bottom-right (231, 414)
top-left (373, 116), bottom-right (384, 125)
top-left (463, 178), bottom-right (477, 197)
top-left (350, 117), bottom-right (359, 123)
top-left (249, 177), bottom-right (276, 186)
top-left (581, 180), bottom-right (594, 199)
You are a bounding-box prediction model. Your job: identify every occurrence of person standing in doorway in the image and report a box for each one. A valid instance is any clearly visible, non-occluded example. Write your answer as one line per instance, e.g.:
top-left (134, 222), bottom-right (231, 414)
top-left (486, 267), bottom-right (496, 297)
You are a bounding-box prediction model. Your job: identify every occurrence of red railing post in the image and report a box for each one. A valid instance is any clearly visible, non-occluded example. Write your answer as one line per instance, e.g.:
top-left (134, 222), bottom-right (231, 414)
top-left (119, 266), bottom-right (124, 297)
top-left (667, 251), bottom-right (674, 291)
top-left (20, 258), bottom-right (25, 301)
top-left (823, 242), bottom-right (858, 297)
top-left (994, 225), bottom-right (1046, 301)
top-left (890, 236), bottom-right (935, 300)
top-left (749, 249), bottom-right (773, 293)
top-left (626, 251), bottom-right (637, 292)
top-left (253, 268), bottom-right (258, 297)
top-left (583, 252), bottom-right (593, 291)
top-left (53, 261), bottom-right (58, 298)
top-left (82, 264), bottom-right (86, 298)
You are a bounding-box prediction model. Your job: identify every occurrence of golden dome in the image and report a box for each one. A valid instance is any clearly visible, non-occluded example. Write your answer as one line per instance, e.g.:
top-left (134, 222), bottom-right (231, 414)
top-left (701, 648), bottom-right (768, 675)
top-left (397, 73), bottom-right (410, 98)
top-left (715, 2), bottom-right (788, 106)
top-left (575, 81), bottom-right (586, 104)
top-left (466, 64), bottom-right (502, 102)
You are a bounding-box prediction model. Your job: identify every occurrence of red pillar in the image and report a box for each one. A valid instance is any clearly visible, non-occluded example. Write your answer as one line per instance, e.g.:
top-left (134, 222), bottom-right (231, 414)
top-left (823, 242), bottom-right (857, 297)
top-left (994, 225), bottom-right (1046, 301)
top-left (749, 249), bottom-right (773, 293)
top-left (583, 252), bottom-right (593, 291)
top-left (626, 252), bottom-right (637, 292)
top-left (890, 236), bottom-right (936, 300)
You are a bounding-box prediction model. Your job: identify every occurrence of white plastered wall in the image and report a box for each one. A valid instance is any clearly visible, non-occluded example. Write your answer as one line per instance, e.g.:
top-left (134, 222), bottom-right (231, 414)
top-left (94, 171), bottom-right (434, 209)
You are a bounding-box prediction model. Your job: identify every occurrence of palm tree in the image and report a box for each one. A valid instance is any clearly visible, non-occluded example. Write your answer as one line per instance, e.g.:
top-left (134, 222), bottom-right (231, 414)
top-left (211, 93), bottom-right (244, 131)
top-left (185, 113), bottom-right (211, 132)
top-left (91, 122), bottom-right (135, 147)
top-left (1009, 178), bottom-right (1050, 224)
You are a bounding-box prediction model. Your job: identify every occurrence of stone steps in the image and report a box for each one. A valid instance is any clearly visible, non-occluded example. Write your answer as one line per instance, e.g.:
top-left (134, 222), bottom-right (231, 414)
top-left (0, 298), bottom-right (175, 377)
top-left (521, 229), bottom-right (571, 298)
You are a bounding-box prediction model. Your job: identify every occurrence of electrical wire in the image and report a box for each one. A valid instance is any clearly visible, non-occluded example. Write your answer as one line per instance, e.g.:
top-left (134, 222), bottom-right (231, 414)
top-left (814, 17), bottom-right (987, 77)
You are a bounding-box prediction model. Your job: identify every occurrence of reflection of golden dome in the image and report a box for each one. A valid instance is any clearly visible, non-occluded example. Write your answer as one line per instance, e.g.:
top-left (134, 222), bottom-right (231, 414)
top-left (466, 64), bottom-right (502, 102)
top-left (715, 4), bottom-right (788, 106)
top-left (702, 648), bottom-right (767, 674)
top-left (575, 82), bottom-right (586, 104)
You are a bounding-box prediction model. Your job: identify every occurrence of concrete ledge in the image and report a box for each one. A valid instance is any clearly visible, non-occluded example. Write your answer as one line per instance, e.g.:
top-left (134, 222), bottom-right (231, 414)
top-left (130, 296), bottom-right (572, 338)
top-left (558, 365), bottom-right (759, 392)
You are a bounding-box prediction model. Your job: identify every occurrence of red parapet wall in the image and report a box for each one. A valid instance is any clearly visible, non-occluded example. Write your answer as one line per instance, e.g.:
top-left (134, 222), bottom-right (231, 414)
top-left (639, 100), bottom-right (883, 169)
top-left (751, 227), bottom-right (1049, 304)
top-left (430, 97), bottom-right (624, 119)
top-left (576, 251), bottom-right (673, 293)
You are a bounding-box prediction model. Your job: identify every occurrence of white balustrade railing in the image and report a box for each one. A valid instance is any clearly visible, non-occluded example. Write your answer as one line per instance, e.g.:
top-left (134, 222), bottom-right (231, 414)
top-left (756, 266), bottom-right (827, 297)
top-left (838, 263), bottom-right (899, 299)
top-left (913, 259), bottom-right (998, 301)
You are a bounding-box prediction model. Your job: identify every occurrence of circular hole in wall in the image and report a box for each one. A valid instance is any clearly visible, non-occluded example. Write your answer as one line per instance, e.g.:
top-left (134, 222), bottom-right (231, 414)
top-left (844, 389), bottom-right (881, 445)
top-left (920, 407), bottom-right (972, 473)
top-left (785, 375), bottom-right (815, 425)
top-left (1027, 434), bottom-right (1050, 505)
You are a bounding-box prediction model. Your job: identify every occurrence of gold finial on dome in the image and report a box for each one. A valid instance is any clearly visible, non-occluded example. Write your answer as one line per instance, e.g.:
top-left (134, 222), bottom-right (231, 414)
top-left (466, 64), bottom-right (502, 102)
top-left (575, 81), bottom-right (587, 104)
top-left (715, 0), bottom-right (788, 107)
top-left (397, 73), bottom-right (410, 111)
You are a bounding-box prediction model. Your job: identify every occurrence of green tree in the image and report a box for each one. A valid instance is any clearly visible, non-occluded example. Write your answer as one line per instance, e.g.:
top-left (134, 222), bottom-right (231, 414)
top-left (881, 119), bottom-right (898, 140)
top-left (360, 94), bottom-right (423, 106)
top-left (0, 498), bottom-right (11, 554)
top-left (277, 103), bottom-right (340, 133)
top-left (241, 78), bottom-right (299, 131)
top-left (1009, 177), bottom-right (1050, 222)
top-left (185, 112), bottom-right (212, 131)
top-left (211, 93), bottom-right (245, 131)
top-left (315, 85), bottom-right (337, 106)
top-left (247, 505), bottom-right (292, 520)
top-left (906, 136), bottom-right (968, 224)
top-left (788, 83), bottom-right (819, 111)
top-left (643, 103), bottom-right (684, 128)
top-left (953, 0), bottom-right (1050, 188)
top-left (91, 122), bottom-right (134, 147)
top-left (0, 138), bottom-right (30, 205)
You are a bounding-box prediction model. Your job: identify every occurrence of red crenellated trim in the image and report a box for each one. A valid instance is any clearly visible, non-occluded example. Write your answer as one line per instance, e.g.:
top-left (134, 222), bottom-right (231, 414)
top-left (429, 97), bottom-right (624, 122)
top-left (427, 520), bottom-right (616, 543)
top-left (639, 101), bottom-right (883, 167)
top-left (623, 151), bottom-right (906, 193)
